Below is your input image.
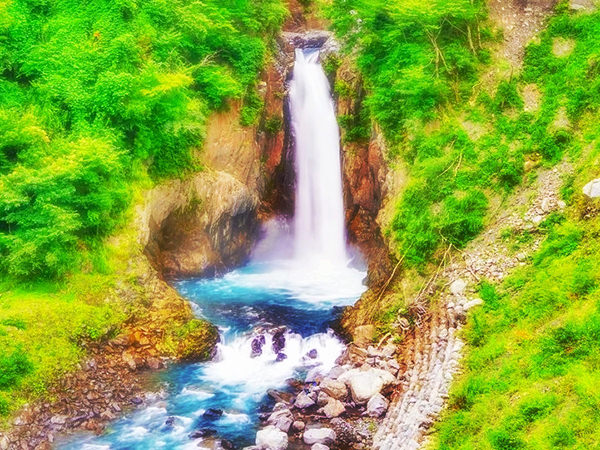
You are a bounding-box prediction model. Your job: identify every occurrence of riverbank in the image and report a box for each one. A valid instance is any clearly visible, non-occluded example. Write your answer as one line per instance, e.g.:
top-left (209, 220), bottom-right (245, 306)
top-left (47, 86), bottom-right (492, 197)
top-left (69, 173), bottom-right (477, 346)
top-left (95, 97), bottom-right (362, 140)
top-left (0, 229), bottom-right (218, 450)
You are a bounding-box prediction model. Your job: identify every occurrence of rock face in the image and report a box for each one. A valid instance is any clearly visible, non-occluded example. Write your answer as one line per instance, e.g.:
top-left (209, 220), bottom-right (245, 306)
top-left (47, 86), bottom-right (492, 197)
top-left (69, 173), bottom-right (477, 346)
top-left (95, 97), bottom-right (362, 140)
top-left (583, 178), bottom-right (600, 198)
top-left (256, 425), bottom-right (288, 450)
top-left (140, 170), bottom-right (260, 278)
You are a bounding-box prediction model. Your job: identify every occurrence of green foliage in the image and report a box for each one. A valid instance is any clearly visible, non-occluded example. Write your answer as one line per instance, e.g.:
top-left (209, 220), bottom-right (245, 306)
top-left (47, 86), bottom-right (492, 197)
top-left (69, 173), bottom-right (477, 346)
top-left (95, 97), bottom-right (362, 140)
top-left (0, 347), bottom-right (32, 390)
top-left (326, 0), bottom-right (488, 145)
top-left (0, 0), bottom-right (287, 279)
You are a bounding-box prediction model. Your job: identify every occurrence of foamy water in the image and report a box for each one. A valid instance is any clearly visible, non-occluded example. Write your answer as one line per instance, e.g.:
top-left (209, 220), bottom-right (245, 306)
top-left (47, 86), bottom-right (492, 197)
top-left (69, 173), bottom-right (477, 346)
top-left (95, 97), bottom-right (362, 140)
top-left (58, 48), bottom-right (365, 449)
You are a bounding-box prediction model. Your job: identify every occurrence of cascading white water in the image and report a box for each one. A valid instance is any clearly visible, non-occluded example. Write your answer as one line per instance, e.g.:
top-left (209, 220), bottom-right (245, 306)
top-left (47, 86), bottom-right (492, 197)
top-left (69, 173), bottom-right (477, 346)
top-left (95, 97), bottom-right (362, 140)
top-left (59, 47), bottom-right (367, 450)
top-left (289, 48), bottom-right (347, 265)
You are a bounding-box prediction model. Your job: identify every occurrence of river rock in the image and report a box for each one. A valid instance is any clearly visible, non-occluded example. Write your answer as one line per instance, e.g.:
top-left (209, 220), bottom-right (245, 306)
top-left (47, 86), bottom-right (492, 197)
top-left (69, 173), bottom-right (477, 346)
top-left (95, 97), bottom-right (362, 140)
top-left (292, 420), bottom-right (305, 431)
top-left (305, 367), bottom-right (326, 383)
top-left (338, 367), bottom-right (395, 404)
top-left (251, 335), bottom-right (266, 358)
top-left (256, 425), bottom-right (288, 450)
top-left (203, 408), bottom-right (223, 420)
top-left (189, 428), bottom-right (216, 439)
top-left (221, 439), bottom-right (235, 450)
top-left (583, 179), bottom-right (600, 198)
top-left (366, 393), bottom-right (389, 417)
top-left (321, 398), bottom-right (345, 418)
top-left (272, 330), bottom-right (286, 354)
top-left (311, 445), bottom-right (329, 450)
top-left (307, 349), bottom-right (318, 359)
top-left (320, 378), bottom-right (347, 400)
top-left (294, 391), bottom-right (316, 409)
top-left (303, 427), bottom-right (336, 445)
top-left (267, 407), bottom-right (293, 433)
top-left (276, 352), bottom-right (287, 362)
top-left (317, 391), bottom-right (330, 407)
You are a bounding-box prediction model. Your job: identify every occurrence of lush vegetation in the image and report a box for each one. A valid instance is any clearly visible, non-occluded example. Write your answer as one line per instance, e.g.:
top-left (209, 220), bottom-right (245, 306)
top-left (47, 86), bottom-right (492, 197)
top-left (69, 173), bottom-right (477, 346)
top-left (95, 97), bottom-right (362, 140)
top-left (327, 0), bottom-right (598, 269)
top-left (0, 0), bottom-right (287, 280)
top-left (0, 0), bottom-right (287, 422)
top-left (429, 5), bottom-right (600, 450)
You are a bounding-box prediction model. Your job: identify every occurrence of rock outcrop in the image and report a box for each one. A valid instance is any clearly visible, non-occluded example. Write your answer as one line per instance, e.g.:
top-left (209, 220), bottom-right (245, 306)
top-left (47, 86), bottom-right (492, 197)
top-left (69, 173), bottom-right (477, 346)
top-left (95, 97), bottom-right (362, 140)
top-left (140, 170), bottom-right (260, 278)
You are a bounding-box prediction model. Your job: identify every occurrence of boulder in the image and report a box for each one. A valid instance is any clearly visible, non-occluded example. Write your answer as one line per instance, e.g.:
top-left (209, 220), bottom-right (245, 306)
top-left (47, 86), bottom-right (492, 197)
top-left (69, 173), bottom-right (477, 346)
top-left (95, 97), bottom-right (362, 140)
top-left (311, 445), bottom-right (330, 450)
top-left (321, 398), bottom-right (345, 418)
top-left (251, 335), bottom-right (266, 358)
top-left (203, 408), bottom-right (223, 420)
top-left (583, 179), bottom-right (600, 198)
top-left (303, 428), bottom-right (336, 445)
top-left (317, 391), bottom-right (330, 407)
top-left (256, 426), bottom-right (288, 450)
top-left (272, 330), bottom-right (286, 354)
top-left (294, 391), bottom-right (316, 409)
top-left (320, 378), bottom-right (347, 400)
top-left (338, 367), bottom-right (395, 404)
top-left (267, 407), bottom-right (293, 433)
top-left (366, 393), bottom-right (389, 418)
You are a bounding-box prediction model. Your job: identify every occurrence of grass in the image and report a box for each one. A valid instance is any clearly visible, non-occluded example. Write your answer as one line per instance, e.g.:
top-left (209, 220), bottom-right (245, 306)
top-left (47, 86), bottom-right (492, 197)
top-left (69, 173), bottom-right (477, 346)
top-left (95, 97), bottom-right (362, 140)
top-left (428, 5), bottom-right (600, 446)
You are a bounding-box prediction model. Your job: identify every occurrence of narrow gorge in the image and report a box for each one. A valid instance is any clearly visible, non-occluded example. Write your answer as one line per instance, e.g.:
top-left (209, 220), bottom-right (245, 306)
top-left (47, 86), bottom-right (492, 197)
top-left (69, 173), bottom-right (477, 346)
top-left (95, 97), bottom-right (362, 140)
top-left (2, 1), bottom-right (600, 450)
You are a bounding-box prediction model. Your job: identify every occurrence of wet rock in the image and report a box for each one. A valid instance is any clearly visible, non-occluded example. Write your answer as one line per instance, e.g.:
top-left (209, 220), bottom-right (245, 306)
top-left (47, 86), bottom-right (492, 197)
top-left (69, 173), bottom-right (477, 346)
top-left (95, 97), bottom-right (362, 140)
top-left (276, 352), bottom-right (287, 362)
top-left (338, 367), bottom-right (395, 404)
top-left (321, 398), bottom-right (345, 418)
top-left (294, 391), bottom-right (316, 409)
top-left (272, 330), bottom-right (286, 354)
top-left (203, 408), bottom-right (223, 420)
top-left (189, 428), bottom-right (216, 439)
top-left (221, 439), bottom-right (236, 450)
top-left (366, 393), bottom-right (389, 418)
top-left (320, 378), bottom-right (347, 400)
top-left (305, 367), bottom-right (326, 383)
top-left (267, 390), bottom-right (294, 404)
top-left (256, 425), bottom-right (288, 450)
top-left (251, 335), bottom-right (266, 358)
top-left (303, 427), bottom-right (336, 445)
top-left (146, 357), bottom-right (162, 370)
top-left (307, 349), bottom-right (318, 359)
top-left (164, 416), bottom-right (176, 428)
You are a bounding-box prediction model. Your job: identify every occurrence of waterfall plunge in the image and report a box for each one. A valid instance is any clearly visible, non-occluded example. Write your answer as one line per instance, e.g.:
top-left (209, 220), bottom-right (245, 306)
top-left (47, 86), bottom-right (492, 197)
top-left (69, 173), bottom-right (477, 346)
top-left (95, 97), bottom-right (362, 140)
top-left (289, 48), bottom-right (347, 266)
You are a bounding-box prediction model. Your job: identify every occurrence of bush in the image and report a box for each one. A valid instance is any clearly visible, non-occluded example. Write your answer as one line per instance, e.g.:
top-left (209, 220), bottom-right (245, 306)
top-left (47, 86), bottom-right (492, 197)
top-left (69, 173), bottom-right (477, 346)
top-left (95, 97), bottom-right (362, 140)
top-left (0, 347), bottom-right (33, 389)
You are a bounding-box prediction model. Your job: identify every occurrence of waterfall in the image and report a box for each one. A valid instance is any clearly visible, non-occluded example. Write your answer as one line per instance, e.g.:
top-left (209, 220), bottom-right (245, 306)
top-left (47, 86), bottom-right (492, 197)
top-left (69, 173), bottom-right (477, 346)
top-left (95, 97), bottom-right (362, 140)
top-left (289, 49), bottom-right (347, 265)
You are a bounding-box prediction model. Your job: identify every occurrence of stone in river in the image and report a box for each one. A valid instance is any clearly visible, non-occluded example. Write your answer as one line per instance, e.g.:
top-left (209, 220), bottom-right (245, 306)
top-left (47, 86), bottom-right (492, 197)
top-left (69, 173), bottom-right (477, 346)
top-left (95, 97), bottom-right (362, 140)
top-left (272, 330), bottom-right (286, 354)
top-left (189, 428), bottom-right (216, 439)
top-left (307, 349), bottom-right (318, 359)
top-left (276, 352), bottom-right (287, 362)
top-left (251, 335), bottom-right (266, 358)
top-left (202, 408), bottom-right (223, 420)
top-left (221, 439), bottom-right (236, 449)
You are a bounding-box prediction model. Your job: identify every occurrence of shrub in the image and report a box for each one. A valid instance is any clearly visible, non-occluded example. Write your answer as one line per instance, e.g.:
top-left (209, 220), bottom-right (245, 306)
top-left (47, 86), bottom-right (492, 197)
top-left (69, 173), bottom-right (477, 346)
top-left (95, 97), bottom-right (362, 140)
top-left (0, 347), bottom-right (33, 389)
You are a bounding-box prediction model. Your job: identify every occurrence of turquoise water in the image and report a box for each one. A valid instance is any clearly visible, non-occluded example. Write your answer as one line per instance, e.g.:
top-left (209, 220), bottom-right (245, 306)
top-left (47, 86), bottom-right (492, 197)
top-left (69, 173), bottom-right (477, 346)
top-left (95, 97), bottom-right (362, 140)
top-left (60, 225), bottom-right (367, 450)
